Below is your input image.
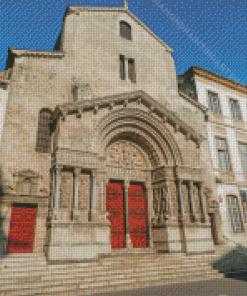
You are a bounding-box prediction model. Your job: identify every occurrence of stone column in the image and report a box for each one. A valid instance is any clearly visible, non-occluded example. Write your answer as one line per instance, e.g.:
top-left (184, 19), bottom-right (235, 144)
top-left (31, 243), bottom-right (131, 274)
top-left (165, 181), bottom-right (177, 222)
top-left (146, 181), bottom-right (154, 247)
top-left (188, 181), bottom-right (197, 222)
top-left (177, 179), bottom-right (186, 220)
top-left (72, 168), bottom-right (80, 220)
top-left (97, 171), bottom-right (108, 222)
top-left (198, 182), bottom-right (209, 223)
top-left (90, 171), bottom-right (97, 221)
top-left (53, 166), bottom-right (62, 219)
top-left (124, 180), bottom-right (132, 248)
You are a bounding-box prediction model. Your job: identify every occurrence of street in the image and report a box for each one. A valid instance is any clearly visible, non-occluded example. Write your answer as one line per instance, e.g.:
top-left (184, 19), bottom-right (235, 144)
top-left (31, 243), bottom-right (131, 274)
top-left (88, 278), bottom-right (247, 296)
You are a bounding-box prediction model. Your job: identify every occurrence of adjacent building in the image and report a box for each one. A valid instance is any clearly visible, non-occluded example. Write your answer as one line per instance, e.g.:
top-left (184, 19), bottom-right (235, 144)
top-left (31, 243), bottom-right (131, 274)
top-left (179, 66), bottom-right (247, 247)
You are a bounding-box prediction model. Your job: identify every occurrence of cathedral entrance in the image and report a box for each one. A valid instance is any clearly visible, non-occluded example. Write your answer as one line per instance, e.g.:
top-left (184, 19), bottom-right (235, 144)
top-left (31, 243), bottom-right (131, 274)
top-left (106, 181), bottom-right (148, 249)
top-left (7, 204), bottom-right (37, 253)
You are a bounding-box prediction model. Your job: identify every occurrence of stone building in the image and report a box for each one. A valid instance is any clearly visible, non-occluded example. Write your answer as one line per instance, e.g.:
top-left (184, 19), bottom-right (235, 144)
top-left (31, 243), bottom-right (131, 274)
top-left (0, 5), bottom-right (224, 262)
top-left (179, 66), bottom-right (247, 247)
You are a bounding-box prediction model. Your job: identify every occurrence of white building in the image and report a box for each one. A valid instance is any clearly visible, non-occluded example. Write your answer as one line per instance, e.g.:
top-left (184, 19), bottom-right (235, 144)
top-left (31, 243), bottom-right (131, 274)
top-left (179, 66), bottom-right (247, 246)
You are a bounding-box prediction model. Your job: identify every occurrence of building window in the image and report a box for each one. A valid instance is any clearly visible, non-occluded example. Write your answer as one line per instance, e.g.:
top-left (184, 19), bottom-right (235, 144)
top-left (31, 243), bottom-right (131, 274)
top-left (36, 109), bottom-right (52, 153)
top-left (120, 21), bottom-right (132, 40)
top-left (119, 55), bottom-right (126, 80)
top-left (230, 99), bottom-right (241, 120)
top-left (227, 195), bottom-right (242, 232)
top-left (239, 143), bottom-right (247, 173)
top-left (119, 55), bottom-right (136, 83)
top-left (208, 91), bottom-right (220, 114)
top-left (216, 138), bottom-right (230, 171)
top-left (128, 58), bottom-right (136, 83)
top-left (240, 190), bottom-right (247, 223)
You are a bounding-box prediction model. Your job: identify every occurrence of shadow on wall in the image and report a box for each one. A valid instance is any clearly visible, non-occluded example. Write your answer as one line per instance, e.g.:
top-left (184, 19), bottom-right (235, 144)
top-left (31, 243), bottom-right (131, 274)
top-left (212, 244), bottom-right (247, 281)
top-left (0, 167), bottom-right (6, 258)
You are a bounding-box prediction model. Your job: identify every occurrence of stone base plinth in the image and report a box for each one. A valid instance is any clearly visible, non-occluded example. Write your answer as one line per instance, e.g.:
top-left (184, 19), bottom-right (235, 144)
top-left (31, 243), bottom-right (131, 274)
top-left (183, 223), bottom-right (215, 254)
top-left (152, 224), bottom-right (183, 253)
top-left (46, 221), bottom-right (111, 263)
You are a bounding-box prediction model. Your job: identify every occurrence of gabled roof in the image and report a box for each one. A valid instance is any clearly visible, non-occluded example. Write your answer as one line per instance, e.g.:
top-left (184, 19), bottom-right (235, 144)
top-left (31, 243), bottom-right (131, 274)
top-left (67, 5), bottom-right (173, 54)
top-left (52, 90), bottom-right (204, 146)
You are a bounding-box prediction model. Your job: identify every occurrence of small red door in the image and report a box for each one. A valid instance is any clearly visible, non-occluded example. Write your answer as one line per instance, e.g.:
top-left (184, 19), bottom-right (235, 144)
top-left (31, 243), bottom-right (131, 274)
top-left (106, 183), bottom-right (125, 248)
top-left (7, 205), bottom-right (37, 253)
top-left (128, 184), bottom-right (147, 248)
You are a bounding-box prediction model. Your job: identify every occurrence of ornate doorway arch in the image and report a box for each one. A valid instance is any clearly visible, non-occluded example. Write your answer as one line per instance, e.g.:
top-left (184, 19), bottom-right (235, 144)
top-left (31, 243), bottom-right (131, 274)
top-left (95, 108), bottom-right (183, 249)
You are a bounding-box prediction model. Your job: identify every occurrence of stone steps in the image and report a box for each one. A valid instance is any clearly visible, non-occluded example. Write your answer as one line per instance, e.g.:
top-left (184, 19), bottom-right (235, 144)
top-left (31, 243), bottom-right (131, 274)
top-left (0, 252), bottom-right (224, 296)
top-left (1, 262), bottom-right (213, 284)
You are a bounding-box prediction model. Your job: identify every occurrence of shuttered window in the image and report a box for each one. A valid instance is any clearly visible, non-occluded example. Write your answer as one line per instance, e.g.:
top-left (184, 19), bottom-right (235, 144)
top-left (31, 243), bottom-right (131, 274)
top-left (208, 91), bottom-right (220, 114)
top-left (227, 195), bottom-right (242, 232)
top-left (36, 110), bottom-right (51, 153)
top-left (240, 190), bottom-right (247, 223)
top-left (239, 143), bottom-right (247, 173)
top-left (128, 58), bottom-right (136, 83)
top-left (216, 138), bottom-right (230, 171)
top-left (230, 99), bottom-right (241, 120)
top-left (120, 21), bottom-right (132, 40)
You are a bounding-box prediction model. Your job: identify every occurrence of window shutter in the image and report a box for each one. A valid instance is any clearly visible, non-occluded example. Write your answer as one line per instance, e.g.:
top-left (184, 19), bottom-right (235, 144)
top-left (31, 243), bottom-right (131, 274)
top-left (230, 99), bottom-right (241, 120)
top-left (208, 92), bottom-right (220, 114)
top-left (227, 195), bottom-right (242, 232)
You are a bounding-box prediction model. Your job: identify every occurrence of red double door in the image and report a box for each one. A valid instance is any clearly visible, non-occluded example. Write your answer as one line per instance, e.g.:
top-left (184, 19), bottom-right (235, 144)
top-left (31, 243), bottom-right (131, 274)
top-left (7, 205), bottom-right (37, 253)
top-left (106, 182), bottom-right (147, 248)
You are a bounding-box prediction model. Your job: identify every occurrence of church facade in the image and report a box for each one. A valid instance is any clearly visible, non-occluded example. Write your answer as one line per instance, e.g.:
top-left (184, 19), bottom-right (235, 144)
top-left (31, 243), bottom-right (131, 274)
top-left (0, 5), bottom-right (224, 262)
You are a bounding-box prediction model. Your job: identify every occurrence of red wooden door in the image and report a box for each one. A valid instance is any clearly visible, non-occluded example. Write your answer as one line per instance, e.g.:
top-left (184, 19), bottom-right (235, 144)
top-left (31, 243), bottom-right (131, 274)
top-left (106, 183), bottom-right (125, 248)
top-left (7, 205), bottom-right (37, 253)
top-left (128, 184), bottom-right (147, 248)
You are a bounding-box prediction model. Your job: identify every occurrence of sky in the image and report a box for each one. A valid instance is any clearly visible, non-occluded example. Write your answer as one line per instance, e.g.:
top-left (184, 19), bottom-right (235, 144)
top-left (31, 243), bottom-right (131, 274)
top-left (0, 0), bottom-right (246, 85)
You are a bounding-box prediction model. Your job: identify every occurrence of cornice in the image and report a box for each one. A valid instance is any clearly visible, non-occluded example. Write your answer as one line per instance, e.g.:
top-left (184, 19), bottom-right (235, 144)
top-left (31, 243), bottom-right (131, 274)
top-left (52, 90), bottom-right (205, 146)
top-left (189, 66), bottom-right (247, 96)
top-left (10, 49), bottom-right (65, 58)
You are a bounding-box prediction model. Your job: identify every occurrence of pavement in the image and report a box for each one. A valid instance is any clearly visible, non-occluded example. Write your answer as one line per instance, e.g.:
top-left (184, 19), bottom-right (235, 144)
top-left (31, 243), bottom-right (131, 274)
top-left (87, 278), bottom-right (247, 296)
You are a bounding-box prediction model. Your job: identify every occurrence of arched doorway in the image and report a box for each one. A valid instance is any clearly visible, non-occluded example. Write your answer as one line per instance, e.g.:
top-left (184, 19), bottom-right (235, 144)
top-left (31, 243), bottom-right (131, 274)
top-left (96, 108), bottom-right (184, 250)
top-left (105, 140), bottom-right (150, 249)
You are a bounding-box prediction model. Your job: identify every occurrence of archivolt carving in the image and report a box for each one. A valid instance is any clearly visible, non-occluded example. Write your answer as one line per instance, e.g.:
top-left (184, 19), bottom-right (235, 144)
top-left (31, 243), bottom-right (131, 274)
top-left (95, 108), bottom-right (183, 168)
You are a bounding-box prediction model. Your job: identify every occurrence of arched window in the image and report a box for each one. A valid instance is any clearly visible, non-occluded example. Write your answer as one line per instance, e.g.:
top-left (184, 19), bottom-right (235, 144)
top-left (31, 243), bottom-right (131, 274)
top-left (36, 109), bottom-right (52, 153)
top-left (120, 21), bottom-right (132, 40)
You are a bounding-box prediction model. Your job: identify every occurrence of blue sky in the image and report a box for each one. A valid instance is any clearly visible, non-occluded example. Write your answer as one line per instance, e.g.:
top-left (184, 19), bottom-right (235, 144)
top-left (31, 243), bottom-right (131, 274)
top-left (1, 0), bottom-right (246, 85)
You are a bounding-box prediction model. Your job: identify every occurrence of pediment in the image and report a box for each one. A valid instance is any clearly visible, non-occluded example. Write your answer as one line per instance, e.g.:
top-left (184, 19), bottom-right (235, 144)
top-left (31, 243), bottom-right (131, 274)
top-left (53, 90), bottom-right (205, 147)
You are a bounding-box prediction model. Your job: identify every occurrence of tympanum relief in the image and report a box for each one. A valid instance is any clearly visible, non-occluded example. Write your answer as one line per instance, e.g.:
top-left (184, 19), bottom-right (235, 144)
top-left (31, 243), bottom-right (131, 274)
top-left (106, 141), bottom-right (147, 169)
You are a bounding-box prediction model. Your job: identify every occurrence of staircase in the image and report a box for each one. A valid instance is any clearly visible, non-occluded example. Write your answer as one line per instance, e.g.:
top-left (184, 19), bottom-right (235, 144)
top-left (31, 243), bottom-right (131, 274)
top-left (0, 250), bottom-right (224, 296)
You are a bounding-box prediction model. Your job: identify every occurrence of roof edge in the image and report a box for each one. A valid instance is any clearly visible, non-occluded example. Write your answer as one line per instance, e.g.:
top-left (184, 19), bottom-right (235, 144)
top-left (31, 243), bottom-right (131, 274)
top-left (179, 91), bottom-right (208, 113)
top-left (185, 65), bottom-right (247, 95)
